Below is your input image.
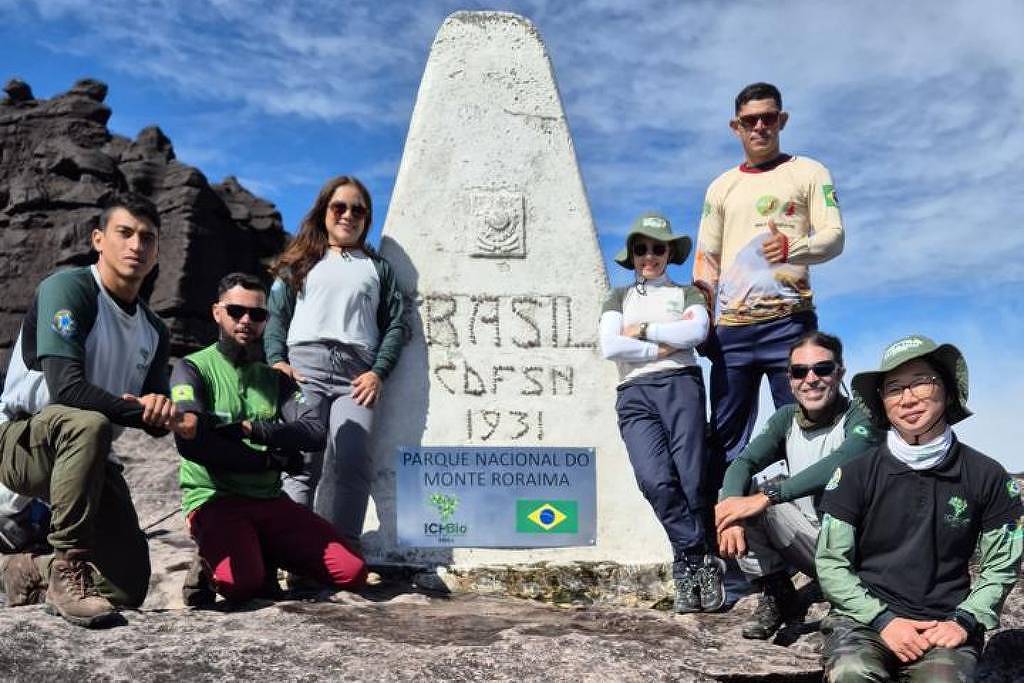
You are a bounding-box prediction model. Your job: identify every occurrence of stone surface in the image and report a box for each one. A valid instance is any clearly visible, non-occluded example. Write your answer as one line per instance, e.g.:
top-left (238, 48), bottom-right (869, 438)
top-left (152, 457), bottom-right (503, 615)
top-left (367, 11), bottom-right (671, 572)
top-left (5, 430), bottom-right (1021, 682)
top-left (0, 78), bottom-right (287, 369)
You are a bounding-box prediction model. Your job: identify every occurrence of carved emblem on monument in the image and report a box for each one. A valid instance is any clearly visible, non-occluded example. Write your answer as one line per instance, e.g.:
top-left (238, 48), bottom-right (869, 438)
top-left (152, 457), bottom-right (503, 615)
top-left (470, 189), bottom-right (526, 258)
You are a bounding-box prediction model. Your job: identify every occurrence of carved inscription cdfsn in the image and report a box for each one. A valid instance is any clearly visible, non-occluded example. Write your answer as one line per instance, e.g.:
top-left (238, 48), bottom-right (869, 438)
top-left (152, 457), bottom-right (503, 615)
top-left (419, 292), bottom-right (595, 443)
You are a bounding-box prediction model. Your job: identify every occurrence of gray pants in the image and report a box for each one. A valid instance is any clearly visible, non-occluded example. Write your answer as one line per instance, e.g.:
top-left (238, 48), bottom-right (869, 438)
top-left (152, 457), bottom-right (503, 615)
top-left (736, 501), bottom-right (819, 580)
top-left (284, 342), bottom-right (375, 547)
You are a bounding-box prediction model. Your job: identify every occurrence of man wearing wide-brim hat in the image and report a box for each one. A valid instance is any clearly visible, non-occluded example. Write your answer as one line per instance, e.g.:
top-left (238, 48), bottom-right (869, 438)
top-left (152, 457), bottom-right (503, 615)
top-left (815, 335), bottom-right (1022, 682)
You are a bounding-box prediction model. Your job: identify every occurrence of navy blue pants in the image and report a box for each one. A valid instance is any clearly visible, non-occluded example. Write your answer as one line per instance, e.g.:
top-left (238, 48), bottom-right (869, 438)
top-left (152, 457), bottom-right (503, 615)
top-left (615, 369), bottom-right (709, 575)
top-left (707, 311), bottom-right (817, 470)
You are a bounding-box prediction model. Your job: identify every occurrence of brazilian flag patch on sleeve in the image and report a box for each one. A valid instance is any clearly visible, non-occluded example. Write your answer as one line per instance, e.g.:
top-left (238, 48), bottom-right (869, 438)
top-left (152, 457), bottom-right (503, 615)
top-left (171, 384), bottom-right (195, 403)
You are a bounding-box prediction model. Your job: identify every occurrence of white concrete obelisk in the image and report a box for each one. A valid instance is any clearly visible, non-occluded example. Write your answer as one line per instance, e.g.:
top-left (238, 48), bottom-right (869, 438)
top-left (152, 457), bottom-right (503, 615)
top-left (365, 11), bottom-right (673, 573)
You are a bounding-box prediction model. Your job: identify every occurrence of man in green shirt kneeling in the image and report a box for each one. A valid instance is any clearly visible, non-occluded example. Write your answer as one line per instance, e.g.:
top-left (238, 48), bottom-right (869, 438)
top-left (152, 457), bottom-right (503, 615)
top-left (715, 331), bottom-right (880, 639)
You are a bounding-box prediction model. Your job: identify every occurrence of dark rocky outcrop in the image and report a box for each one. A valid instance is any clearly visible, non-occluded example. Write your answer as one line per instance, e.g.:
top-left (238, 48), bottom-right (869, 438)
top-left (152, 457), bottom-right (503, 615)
top-left (0, 77), bottom-right (287, 369)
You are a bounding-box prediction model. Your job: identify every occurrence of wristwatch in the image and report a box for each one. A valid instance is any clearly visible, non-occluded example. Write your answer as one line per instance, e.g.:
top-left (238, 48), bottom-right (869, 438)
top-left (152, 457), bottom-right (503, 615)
top-left (638, 322), bottom-right (649, 341)
top-left (759, 482), bottom-right (783, 505)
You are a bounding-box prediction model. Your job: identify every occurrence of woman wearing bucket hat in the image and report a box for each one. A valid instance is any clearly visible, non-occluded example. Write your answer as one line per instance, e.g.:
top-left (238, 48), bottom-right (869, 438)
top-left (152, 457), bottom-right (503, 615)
top-left (599, 212), bottom-right (725, 613)
top-left (815, 335), bottom-right (1023, 682)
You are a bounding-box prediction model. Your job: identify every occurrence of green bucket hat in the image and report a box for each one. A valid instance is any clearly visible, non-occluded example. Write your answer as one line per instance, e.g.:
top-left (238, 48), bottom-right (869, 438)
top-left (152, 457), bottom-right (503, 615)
top-left (851, 335), bottom-right (972, 428)
top-left (613, 212), bottom-right (692, 269)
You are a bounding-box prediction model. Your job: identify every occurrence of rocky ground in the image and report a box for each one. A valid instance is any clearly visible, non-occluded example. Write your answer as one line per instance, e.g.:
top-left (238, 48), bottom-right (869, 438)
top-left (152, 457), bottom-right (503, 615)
top-left (1, 431), bottom-right (1021, 682)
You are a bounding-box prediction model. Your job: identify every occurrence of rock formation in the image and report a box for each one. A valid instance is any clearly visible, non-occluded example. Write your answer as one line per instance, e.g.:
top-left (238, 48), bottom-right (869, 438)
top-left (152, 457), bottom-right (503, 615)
top-left (0, 77), bottom-right (287, 370)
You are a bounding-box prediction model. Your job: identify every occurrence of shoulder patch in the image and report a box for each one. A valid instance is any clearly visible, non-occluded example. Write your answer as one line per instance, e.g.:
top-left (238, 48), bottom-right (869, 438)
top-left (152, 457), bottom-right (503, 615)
top-left (1008, 478), bottom-right (1022, 500)
top-left (853, 425), bottom-right (870, 438)
top-left (823, 184), bottom-right (839, 207)
top-left (51, 309), bottom-right (77, 338)
top-left (702, 201), bottom-right (713, 218)
top-left (171, 384), bottom-right (195, 403)
top-left (825, 467), bottom-right (842, 491)
top-left (293, 390), bottom-right (307, 405)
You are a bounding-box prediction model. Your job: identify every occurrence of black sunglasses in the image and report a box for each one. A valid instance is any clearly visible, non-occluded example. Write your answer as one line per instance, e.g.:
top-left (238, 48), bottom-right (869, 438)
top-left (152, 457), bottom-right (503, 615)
top-left (737, 111), bottom-right (781, 129)
top-left (328, 201), bottom-right (368, 220)
top-left (632, 243), bottom-right (668, 257)
top-left (789, 360), bottom-right (838, 380)
top-left (219, 304), bottom-right (268, 322)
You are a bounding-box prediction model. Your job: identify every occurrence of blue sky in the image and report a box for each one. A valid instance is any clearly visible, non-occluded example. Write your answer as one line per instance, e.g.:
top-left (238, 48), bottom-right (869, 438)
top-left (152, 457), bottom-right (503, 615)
top-left (2, 1), bottom-right (1023, 471)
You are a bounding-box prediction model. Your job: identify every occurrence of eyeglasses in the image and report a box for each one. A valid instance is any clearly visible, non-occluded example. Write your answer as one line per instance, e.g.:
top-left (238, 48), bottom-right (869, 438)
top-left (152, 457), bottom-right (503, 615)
top-left (217, 304), bottom-right (268, 322)
top-left (632, 243), bottom-right (668, 257)
top-left (881, 376), bottom-right (940, 402)
top-left (736, 111), bottom-right (781, 130)
top-left (789, 361), bottom-right (838, 380)
top-left (328, 201), bottom-right (368, 220)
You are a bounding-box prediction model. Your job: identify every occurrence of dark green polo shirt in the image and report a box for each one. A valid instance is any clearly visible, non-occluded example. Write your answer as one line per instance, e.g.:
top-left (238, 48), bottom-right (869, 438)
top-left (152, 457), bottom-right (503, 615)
top-left (819, 440), bottom-right (1022, 621)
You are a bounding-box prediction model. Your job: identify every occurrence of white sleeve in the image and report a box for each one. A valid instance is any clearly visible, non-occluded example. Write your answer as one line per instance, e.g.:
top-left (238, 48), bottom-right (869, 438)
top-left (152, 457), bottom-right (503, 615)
top-left (599, 311), bottom-right (658, 362)
top-left (645, 305), bottom-right (709, 349)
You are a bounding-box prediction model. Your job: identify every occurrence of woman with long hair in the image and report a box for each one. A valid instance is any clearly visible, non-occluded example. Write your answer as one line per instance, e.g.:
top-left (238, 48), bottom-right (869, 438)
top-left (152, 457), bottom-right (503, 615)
top-left (264, 175), bottom-right (406, 547)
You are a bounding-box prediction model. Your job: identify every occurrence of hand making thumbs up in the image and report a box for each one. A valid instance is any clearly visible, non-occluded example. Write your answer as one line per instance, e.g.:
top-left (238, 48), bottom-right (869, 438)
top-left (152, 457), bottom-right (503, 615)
top-left (760, 218), bottom-right (789, 264)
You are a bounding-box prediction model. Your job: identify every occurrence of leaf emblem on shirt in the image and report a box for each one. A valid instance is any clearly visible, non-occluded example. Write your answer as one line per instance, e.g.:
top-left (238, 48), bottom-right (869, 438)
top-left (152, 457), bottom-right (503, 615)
top-left (825, 467), bottom-right (842, 491)
top-left (945, 496), bottom-right (971, 528)
top-left (1008, 478), bottom-right (1022, 500)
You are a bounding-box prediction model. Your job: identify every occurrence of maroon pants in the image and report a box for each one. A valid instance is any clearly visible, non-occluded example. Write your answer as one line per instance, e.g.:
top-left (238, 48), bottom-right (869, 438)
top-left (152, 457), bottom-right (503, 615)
top-left (189, 495), bottom-right (366, 601)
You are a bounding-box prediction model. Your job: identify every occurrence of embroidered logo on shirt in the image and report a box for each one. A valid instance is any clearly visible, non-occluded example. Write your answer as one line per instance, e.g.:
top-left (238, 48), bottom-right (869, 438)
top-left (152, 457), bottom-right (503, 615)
top-left (825, 467), bottom-right (842, 491)
top-left (51, 309), bottom-right (77, 338)
top-left (944, 496), bottom-right (971, 528)
top-left (1008, 478), bottom-right (1022, 500)
top-left (702, 201), bottom-right (713, 218)
top-left (823, 184), bottom-right (839, 207)
top-left (853, 425), bottom-right (870, 438)
top-left (171, 384), bottom-right (195, 403)
top-left (293, 390), bottom-right (307, 405)
top-left (755, 195), bottom-right (780, 216)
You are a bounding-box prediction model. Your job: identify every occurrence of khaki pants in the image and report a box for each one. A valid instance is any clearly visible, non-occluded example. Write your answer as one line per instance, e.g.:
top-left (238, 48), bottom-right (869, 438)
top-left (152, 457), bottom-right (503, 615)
top-left (736, 501), bottom-right (819, 580)
top-left (0, 405), bottom-right (150, 607)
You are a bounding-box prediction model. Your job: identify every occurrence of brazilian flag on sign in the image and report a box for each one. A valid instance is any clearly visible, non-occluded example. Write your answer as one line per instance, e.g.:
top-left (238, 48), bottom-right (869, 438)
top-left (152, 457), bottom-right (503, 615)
top-left (516, 500), bottom-right (578, 533)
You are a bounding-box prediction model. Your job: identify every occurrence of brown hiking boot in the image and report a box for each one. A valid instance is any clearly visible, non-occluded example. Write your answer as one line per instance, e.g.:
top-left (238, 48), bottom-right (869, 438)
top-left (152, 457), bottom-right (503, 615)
top-left (181, 551), bottom-right (216, 607)
top-left (45, 549), bottom-right (117, 627)
top-left (1, 553), bottom-right (47, 606)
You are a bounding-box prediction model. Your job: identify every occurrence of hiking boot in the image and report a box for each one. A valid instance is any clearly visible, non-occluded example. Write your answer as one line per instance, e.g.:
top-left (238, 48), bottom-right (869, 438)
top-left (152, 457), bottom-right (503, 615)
top-left (695, 555), bottom-right (727, 612)
top-left (44, 549), bottom-right (117, 628)
top-left (742, 574), bottom-right (798, 640)
top-left (673, 565), bottom-right (701, 614)
top-left (1, 553), bottom-right (47, 606)
top-left (181, 551), bottom-right (216, 607)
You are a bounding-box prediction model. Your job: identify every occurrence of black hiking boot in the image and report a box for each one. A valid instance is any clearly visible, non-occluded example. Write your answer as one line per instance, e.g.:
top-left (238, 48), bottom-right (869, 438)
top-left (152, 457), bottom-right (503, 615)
top-left (0, 553), bottom-right (46, 606)
top-left (181, 551), bottom-right (216, 607)
top-left (696, 555), bottom-right (727, 612)
top-left (742, 573), bottom-right (798, 639)
top-left (673, 564), bottom-right (701, 614)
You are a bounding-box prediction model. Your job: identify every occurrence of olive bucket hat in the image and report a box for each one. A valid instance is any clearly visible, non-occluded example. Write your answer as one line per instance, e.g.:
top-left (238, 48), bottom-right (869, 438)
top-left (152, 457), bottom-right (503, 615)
top-left (613, 212), bottom-right (692, 269)
top-left (851, 334), bottom-right (972, 428)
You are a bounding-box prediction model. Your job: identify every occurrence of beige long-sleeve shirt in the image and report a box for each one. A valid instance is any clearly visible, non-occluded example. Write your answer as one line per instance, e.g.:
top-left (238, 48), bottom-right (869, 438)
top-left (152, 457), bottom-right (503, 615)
top-left (693, 154), bottom-right (844, 325)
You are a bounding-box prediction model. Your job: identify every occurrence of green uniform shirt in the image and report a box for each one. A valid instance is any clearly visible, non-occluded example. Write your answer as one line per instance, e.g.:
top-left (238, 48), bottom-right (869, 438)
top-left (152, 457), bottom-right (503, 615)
top-left (172, 344), bottom-right (283, 515)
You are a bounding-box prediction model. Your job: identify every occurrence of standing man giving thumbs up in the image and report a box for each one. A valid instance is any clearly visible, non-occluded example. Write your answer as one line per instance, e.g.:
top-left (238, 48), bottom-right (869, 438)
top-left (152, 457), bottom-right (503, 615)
top-left (694, 82), bottom-right (846, 479)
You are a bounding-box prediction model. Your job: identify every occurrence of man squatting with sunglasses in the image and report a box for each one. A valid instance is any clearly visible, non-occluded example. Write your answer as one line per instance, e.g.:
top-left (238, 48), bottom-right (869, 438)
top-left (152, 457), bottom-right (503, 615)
top-left (169, 273), bottom-right (366, 604)
top-left (714, 331), bottom-right (881, 640)
top-left (693, 82), bottom-right (845, 514)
